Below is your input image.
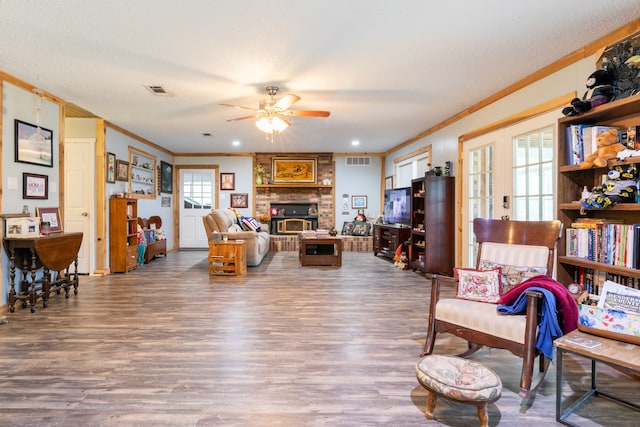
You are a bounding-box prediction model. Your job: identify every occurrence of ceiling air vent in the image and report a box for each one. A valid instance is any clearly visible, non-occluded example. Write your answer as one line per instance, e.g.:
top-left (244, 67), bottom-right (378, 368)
top-left (145, 85), bottom-right (173, 96)
top-left (345, 156), bottom-right (371, 167)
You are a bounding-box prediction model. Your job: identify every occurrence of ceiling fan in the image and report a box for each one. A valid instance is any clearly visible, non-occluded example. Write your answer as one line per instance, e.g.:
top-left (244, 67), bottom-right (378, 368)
top-left (221, 86), bottom-right (330, 136)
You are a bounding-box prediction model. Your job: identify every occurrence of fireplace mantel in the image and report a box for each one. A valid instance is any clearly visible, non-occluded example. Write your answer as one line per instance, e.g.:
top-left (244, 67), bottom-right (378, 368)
top-left (256, 184), bottom-right (332, 196)
top-left (256, 184), bottom-right (332, 189)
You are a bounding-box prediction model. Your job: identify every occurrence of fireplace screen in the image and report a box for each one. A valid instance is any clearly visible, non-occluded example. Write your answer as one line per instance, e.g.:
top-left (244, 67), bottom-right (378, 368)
top-left (276, 218), bottom-right (314, 234)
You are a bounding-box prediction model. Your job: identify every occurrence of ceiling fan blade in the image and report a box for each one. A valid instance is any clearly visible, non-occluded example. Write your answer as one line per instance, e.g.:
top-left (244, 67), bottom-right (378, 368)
top-left (288, 110), bottom-right (331, 117)
top-left (220, 103), bottom-right (257, 111)
top-left (273, 93), bottom-right (301, 110)
top-left (227, 114), bottom-right (258, 122)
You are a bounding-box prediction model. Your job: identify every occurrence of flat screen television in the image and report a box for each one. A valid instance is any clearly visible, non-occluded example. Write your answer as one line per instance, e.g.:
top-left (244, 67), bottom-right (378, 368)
top-left (383, 187), bottom-right (411, 226)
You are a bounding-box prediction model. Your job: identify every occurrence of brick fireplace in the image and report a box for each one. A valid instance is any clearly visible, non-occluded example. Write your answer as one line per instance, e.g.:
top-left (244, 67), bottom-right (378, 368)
top-left (254, 153), bottom-right (334, 232)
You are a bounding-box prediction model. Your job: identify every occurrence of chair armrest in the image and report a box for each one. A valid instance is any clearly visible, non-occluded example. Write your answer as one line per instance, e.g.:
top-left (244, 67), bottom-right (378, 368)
top-left (430, 274), bottom-right (457, 304)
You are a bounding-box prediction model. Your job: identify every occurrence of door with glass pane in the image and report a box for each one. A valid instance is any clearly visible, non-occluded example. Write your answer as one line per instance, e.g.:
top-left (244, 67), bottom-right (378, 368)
top-left (462, 109), bottom-right (559, 266)
top-left (180, 168), bottom-right (216, 248)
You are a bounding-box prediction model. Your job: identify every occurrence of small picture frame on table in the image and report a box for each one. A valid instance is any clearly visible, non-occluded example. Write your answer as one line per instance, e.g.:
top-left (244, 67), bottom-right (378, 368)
top-left (36, 207), bottom-right (63, 233)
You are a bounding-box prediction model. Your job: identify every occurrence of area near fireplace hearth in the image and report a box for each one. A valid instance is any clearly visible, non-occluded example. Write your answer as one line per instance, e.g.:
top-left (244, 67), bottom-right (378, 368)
top-left (254, 153), bottom-right (334, 230)
top-left (254, 153), bottom-right (373, 253)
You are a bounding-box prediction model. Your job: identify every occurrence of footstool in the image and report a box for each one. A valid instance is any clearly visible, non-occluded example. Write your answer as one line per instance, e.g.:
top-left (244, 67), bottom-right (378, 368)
top-left (415, 354), bottom-right (502, 427)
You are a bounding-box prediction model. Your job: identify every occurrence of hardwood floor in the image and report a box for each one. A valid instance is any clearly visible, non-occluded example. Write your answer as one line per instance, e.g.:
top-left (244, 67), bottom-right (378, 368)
top-left (0, 250), bottom-right (637, 426)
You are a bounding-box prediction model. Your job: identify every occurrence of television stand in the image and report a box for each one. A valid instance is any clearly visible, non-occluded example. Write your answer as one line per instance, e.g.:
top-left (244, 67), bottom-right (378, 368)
top-left (372, 223), bottom-right (411, 260)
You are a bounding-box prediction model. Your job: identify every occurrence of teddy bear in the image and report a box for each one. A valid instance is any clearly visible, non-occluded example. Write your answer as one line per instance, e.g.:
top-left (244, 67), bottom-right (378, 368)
top-left (580, 163), bottom-right (638, 209)
top-left (579, 128), bottom-right (624, 169)
top-left (562, 68), bottom-right (614, 117)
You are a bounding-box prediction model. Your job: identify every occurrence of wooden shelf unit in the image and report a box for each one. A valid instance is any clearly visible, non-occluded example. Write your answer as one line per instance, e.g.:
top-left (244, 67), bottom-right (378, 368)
top-left (128, 147), bottom-right (156, 199)
top-left (409, 175), bottom-right (455, 275)
top-left (556, 94), bottom-right (640, 289)
top-left (109, 197), bottom-right (139, 273)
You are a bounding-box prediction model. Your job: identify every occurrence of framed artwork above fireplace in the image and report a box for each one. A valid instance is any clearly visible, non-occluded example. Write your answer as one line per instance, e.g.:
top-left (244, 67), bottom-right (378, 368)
top-left (272, 158), bottom-right (316, 183)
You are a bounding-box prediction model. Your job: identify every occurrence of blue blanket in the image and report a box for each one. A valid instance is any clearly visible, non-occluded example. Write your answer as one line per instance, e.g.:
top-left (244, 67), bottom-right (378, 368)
top-left (496, 286), bottom-right (562, 360)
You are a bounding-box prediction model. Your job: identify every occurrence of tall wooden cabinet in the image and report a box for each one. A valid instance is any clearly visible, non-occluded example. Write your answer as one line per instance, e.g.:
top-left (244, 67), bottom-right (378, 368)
top-left (410, 175), bottom-right (455, 275)
top-left (109, 197), bottom-right (139, 273)
top-left (556, 95), bottom-right (640, 291)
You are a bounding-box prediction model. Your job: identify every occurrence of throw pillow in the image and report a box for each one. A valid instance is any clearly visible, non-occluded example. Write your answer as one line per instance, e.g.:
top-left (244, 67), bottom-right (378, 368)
top-left (240, 216), bottom-right (261, 232)
top-left (454, 267), bottom-right (503, 303)
top-left (478, 260), bottom-right (547, 295)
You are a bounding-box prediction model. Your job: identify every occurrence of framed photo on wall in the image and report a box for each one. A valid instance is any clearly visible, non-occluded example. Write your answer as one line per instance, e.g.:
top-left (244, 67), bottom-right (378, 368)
top-left (106, 152), bottom-right (116, 183)
top-left (116, 159), bottom-right (129, 181)
top-left (230, 193), bottom-right (248, 208)
top-left (160, 161), bottom-right (173, 193)
top-left (23, 172), bottom-right (48, 199)
top-left (220, 172), bottom-right (235, 190)
top-left (351, 195), bottom-right (367, 209)
top-left (15, 119), bottom-right (53, 167)
top-left (385, 175), bottom-right (393, 190)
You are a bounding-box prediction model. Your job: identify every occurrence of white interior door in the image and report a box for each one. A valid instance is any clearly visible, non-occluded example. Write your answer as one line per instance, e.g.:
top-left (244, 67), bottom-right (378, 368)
top-left (461, 109), bottom-right (559, 267)
top-left (179, 168), bottom-right (216, 248)
top-left (64, 138), bottom-right (95, 274)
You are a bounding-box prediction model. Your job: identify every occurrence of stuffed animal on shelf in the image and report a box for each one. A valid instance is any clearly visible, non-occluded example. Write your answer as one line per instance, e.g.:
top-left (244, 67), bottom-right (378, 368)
top-left (579, 128), bottom-right (625, 169)
top-left (562, 68), bottom-right (614, 117)
top-left (580, 163), bottom-right (638, 209)
top-left (354, 209), bottom-right (366, 222)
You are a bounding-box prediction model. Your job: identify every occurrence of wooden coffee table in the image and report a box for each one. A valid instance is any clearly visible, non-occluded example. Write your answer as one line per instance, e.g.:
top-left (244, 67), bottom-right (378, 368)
top-left (299, 236), bottom-right (342, 266)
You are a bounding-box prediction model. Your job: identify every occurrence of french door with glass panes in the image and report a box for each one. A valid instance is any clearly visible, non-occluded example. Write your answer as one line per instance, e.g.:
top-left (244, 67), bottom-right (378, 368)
top-left (179, 168), bottom-right (216, 248)
top-left (461, 109), bottom-right (559, 267)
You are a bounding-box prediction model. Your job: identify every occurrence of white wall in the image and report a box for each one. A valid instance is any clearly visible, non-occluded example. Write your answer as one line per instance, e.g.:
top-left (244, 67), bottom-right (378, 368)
top-left (386, 58), bottom-right (595, 176)
top-left (2, 82), bottom-right (61, 305)
top-left (334, 155), bottom-right (382, 227)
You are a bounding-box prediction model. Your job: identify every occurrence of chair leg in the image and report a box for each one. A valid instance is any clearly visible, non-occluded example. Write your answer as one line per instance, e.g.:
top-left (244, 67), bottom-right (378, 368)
top-left (477, 403), bottom-right (489, 427)
top-left (421, 331), bottom-right (436, 357)
top-left (424, 391), bottom-right (437, 419)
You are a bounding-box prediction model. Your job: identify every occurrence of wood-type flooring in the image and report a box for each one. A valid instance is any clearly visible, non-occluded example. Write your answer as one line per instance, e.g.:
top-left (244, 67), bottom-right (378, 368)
top-left (0, 250), bottom-right (638, 426)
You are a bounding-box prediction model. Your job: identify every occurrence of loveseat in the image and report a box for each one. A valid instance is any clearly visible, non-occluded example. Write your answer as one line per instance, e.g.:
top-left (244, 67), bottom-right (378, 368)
top-left (202, 208), bottom-right (270, 266)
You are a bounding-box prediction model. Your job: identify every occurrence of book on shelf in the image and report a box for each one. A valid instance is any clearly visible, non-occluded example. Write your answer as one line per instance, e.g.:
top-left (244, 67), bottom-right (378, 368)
top-left (565, 222), bottom-right (640, 268)
top-left (564, 125), bottom-right (619, 166)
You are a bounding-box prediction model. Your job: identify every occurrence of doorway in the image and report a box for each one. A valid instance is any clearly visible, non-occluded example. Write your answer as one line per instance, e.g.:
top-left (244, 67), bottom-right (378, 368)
top-left (461, 109), bottom-right (560, 266)
top-left (63, 138), bottom-right (95, 274)
top-left (178, 166), bottom-right (217, 248)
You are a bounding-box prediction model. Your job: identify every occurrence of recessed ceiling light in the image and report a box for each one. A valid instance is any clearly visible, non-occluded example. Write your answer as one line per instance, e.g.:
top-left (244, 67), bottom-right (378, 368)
top-left (232, 140), bottom-right (240, 146)
top-left (351, 140), bottom-right (360, 146)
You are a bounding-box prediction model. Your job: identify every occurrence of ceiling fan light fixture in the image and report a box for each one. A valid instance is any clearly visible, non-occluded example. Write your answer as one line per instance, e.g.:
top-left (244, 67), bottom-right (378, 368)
top-left (255, 115), bottom-right (289, 134)
top-left (255, 117), bottom-right (274, 134)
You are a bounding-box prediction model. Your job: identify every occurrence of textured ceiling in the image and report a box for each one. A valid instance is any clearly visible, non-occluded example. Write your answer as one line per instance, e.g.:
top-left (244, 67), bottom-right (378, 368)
top-left (1, 1), bottom-right (639, 154)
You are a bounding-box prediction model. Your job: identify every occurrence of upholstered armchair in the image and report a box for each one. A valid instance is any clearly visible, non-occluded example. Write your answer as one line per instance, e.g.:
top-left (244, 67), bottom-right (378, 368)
top-left (422, 218), bottom-right (563, 400)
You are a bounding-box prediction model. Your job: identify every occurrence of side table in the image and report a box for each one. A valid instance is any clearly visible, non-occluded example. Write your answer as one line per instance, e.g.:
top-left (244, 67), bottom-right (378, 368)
top-left (208, 239), bottom-right (246, 276)
top-left (299, 236), bottom-right (342, 266)
top-left (555, 329), bottom-right (640, 426)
